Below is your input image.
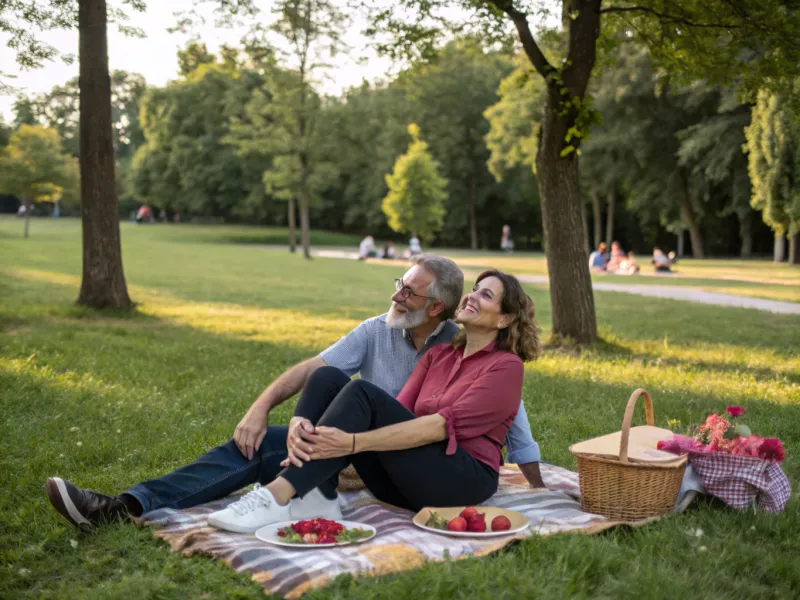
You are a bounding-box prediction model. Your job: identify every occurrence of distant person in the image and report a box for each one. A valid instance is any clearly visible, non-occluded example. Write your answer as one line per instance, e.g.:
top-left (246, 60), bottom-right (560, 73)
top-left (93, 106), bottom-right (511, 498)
top-left (607, 241), bottom-right (625, 271)
top-left (652, 248), bottom-right (672, 273)
top-left (173, 211), bottom-right (182, 223)
top-left (382, 241), bottom-right (397, 260)
top-left (358, 236), bottom-right (377, 260)
top-left (408, 236), bottom-right (422, 256)
top-left (588, 242), bottom-right (608, 272)
top-left (136, 205), bottom-right (152, 224)
top-left (17, 204), bottom-right (27, 217)
top-left (616, 251), bottom-right (640, 275)
top-left (500, 225), bottom-right (514, 252)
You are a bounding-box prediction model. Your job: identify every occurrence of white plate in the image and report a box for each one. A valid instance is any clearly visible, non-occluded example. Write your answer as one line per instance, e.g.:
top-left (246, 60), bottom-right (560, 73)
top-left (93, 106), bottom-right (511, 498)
top-left (255, 520), bottom-right (377, 548)
top-left (412, 506), bottom-right (530, 538)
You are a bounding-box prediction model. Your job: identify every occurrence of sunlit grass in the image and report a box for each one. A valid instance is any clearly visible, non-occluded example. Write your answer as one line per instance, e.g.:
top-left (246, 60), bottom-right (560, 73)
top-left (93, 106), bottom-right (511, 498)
top-left (1, 218), bottom-right (799, 598)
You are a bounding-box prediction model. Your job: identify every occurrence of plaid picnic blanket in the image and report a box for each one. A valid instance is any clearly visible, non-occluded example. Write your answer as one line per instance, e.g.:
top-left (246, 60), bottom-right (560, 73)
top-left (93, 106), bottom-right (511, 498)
top-left (138, 464), bottom-right (649, 598)
top-left (688, 452), bottom-right (791, 513)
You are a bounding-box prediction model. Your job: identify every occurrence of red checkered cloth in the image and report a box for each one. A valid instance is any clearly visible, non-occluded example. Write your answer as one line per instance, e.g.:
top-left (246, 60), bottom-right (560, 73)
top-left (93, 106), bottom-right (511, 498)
top-left (688, 452), bottom-right (790, 513)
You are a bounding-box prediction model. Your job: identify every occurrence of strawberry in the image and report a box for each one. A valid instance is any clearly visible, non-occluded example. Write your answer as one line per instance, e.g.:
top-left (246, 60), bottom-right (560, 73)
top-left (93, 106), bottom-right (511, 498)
top-left (460, 507), bottom-right (479, 520)
top-left (467, 517), bottom-right (487, 532)
top-left (447, 517), bottom-right (468, 532)
top-left (491, 515), bottom-right (512, 531)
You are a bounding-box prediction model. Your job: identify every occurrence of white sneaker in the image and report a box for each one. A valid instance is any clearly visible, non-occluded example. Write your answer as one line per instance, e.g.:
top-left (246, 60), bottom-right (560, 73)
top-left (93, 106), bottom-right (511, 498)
top-left (207, 484), bottom-right (291, 533)
top-left (290, 487), bottom-right (342, 521)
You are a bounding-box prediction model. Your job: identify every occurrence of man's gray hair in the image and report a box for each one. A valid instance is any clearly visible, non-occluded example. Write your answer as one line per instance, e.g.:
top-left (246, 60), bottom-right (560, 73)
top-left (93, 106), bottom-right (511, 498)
top-left (410, 254), bottom-right (464, 320)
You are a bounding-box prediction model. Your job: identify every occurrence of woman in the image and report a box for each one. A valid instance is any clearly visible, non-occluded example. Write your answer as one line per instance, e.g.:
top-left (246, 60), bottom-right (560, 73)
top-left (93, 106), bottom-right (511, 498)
top-left (207, 270), bottom-right (541, 531)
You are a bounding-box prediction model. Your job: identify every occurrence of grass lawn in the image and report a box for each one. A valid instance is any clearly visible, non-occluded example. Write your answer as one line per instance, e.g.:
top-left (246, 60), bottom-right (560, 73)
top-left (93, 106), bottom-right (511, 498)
top-left (1, 218), bottom-right (799, 598)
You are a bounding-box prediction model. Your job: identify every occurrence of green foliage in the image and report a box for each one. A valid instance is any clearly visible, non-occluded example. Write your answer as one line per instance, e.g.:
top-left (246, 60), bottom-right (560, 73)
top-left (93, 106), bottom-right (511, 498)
top-left (0, 124), bottom-right (79, 209)
top-left (382, 124), bottom-right (448, 240)
top-left (398, 38), bottom-right (513, 247)
top-left (131, 58), bottom-right (268, 218)
top-left (15, 70), bottom-right (147, 160)
top-left (0, 1), bottom-right (145, 79)
top-left (316, 82), bottom-right (412, 232)
top-left (745, 89), bottom-right (800, 236)
top-left (602, 0), bottom-right (800, 98)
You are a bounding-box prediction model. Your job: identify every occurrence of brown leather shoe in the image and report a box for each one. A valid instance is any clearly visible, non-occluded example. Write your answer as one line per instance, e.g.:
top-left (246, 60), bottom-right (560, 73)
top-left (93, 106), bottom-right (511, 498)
top-left (46, 477), bottom-right (129, 529)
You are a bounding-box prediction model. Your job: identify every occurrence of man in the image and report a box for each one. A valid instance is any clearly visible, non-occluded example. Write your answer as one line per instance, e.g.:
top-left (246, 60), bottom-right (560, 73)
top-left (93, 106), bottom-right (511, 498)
top-left (46, 254), bottom-right (544, 530)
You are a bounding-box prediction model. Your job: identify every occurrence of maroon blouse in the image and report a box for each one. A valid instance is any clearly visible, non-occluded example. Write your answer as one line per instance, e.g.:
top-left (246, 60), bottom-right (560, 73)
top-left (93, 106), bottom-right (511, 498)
top-left (396, 341), bottom-right (523, 472)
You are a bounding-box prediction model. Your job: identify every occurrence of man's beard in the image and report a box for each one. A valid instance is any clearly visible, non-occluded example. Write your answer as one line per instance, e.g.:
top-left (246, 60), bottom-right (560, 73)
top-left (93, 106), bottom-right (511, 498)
top-left (386, 302), bottom-right (429, 329)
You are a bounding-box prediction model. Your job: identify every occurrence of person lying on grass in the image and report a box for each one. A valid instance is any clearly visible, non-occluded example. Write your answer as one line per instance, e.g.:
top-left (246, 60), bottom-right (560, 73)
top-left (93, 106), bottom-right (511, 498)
top-left (46, 259), bottom-right (544, 531)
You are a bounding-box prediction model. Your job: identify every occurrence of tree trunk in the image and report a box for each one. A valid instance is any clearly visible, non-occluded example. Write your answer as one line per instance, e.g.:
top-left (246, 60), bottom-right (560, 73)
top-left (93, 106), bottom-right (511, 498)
top-left (580, 196), bottom-right (590, 255)
top-left (604, 189), bottom-right (615, 248)
top-left (789, 232), bottom-right (800, 265)
top-left (739, 212), bottom-right (753, 258)
top-left (299, 187), bottom-right (312, 260)
top-left (467, 175), bottom-right (478, 250)
top-left (76, 0), bottom-right (132, 309)
top-left (677, 228), bottom-right (684, 258)
top-left (536, 107), bottom-right (597, 344)
top-left (590, 190), bottom-right (602, 248)
top-left (23, 197), bottom-right (31, 238)
top-left (774, 232), bottom-right (785, 262)
top-left (287, 197), bottom-right (297, 253)
top-left (500, 0), bottom-right (599, 343)
top-left (676, 170), bottom-right (704, 259)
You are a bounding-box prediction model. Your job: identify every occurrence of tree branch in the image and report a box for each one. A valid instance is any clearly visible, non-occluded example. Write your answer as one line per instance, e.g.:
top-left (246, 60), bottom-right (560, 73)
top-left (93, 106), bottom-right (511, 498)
top-left (488, 0), bottom-right (556, 79)
top-left (600, 5), bottom-right (741, 29)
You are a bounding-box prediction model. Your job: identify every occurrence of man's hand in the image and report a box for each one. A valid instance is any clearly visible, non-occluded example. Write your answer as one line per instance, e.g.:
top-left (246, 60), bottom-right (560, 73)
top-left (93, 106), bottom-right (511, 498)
top-left (284, 416), bottom-right (316, 468)
top-left (233, 403), bottom-right (270, 460)
top-left (519, 462), bottom-right (547, 489)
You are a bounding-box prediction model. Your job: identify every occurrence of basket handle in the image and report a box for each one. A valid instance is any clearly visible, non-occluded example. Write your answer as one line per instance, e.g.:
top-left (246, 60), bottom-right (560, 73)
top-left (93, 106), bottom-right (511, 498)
top-left (618, 389), bottom-right (654, 463)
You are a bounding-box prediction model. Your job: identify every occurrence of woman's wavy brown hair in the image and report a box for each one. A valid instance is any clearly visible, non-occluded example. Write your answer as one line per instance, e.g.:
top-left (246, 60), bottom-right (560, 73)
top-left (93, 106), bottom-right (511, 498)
top-left (453, 269), bottom-right (541, 362)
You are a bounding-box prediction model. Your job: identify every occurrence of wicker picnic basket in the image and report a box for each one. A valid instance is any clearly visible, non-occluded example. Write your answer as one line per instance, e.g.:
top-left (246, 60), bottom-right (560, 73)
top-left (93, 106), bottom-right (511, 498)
top-left (570, 389), bottom-right (686, 521)
top-left (337, 465), bottom-right (366, 492)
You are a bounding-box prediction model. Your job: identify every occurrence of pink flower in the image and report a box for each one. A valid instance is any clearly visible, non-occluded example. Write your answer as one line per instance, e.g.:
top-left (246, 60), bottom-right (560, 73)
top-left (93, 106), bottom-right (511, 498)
top-left (726, 405), bottom-right (745, 418)
top-left (730, 434), bottom-right (763, 457)
top-left (759, 438), bottom-right (785, 462)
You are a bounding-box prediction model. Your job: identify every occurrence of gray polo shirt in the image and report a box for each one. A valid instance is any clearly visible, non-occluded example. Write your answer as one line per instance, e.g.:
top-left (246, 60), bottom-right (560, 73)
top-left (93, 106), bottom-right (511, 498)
top-left (319, 313), bottom-right (540, 463)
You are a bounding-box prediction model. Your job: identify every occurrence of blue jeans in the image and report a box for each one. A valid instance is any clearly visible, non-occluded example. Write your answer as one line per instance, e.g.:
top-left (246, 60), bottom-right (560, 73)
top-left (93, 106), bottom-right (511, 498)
top-left (123, 427), bottom-right (314, 513)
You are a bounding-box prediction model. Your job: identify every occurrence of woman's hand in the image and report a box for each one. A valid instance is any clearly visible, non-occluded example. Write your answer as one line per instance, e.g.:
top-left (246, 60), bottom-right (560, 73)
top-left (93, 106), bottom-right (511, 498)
top-left (280, 426), bottom-right (353, 466)
top-left (284, 416), bottom-right (315, 468)
top-left (307, 427), bottom-right (353, 459)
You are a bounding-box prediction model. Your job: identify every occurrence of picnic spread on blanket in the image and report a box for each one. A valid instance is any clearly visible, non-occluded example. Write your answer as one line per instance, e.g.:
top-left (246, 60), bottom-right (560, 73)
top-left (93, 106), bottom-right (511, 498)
top-left (139, 389), bottom-right (790, 598)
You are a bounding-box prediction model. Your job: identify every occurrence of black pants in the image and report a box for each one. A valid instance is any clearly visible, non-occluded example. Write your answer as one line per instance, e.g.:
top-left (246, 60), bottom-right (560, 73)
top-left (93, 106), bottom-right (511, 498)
top-left (280, 367), bottom-right (498, 511)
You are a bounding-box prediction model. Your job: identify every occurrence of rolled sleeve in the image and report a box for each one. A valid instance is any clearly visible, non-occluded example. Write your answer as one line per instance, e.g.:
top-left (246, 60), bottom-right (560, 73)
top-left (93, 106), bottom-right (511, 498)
top-left (438, 357), bottom-right (523, 453)
top-left (438, 406), bottom-right (459, 455)
top-left (319, 319), bottom-right (370, 377)
top-left (505, 401), bottom-right (541, 464)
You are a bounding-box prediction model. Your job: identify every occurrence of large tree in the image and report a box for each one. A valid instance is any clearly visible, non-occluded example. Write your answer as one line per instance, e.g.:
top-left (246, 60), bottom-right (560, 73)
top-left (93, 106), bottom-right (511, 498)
top-left (265, 0), bottom-right (347, 259)
top-left (76, 0), bottom-right (133, 307)
top-left (382, 123), bottom-right (449, 241)
top-left (2, 0), bottom-right (145, 308)
top-left (133, 55), bottom-right (268, 220)
top-left (0, 124), bottom-right (79, 237)
top-left (745, 88), bottom-right (800, 265)
top-left (401, 39), bottom-right (511, 249)
top-left (363, 0), bottom-right (800, 343)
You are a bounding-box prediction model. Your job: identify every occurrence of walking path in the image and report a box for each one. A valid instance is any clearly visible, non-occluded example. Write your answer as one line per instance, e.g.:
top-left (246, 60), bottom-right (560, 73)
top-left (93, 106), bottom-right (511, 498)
top-left (308, 249), bottom-right (800, 315)
top-left (515, 275), bottom-right (800, 315)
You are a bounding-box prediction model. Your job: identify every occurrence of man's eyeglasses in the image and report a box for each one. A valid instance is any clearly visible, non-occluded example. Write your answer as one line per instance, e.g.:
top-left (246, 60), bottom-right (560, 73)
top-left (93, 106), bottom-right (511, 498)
top-left (394, 278), bottom-right (436, 302)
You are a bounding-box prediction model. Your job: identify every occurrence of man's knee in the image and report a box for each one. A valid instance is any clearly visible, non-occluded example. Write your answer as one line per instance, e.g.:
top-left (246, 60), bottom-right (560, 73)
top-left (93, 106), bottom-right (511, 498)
top-left (307, 365), bottom-right (351, 388)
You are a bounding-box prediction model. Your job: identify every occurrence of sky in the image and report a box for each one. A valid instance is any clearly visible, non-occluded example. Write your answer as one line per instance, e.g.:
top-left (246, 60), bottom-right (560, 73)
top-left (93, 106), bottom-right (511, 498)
top-left (0, 0), bottom-right (395, 122)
